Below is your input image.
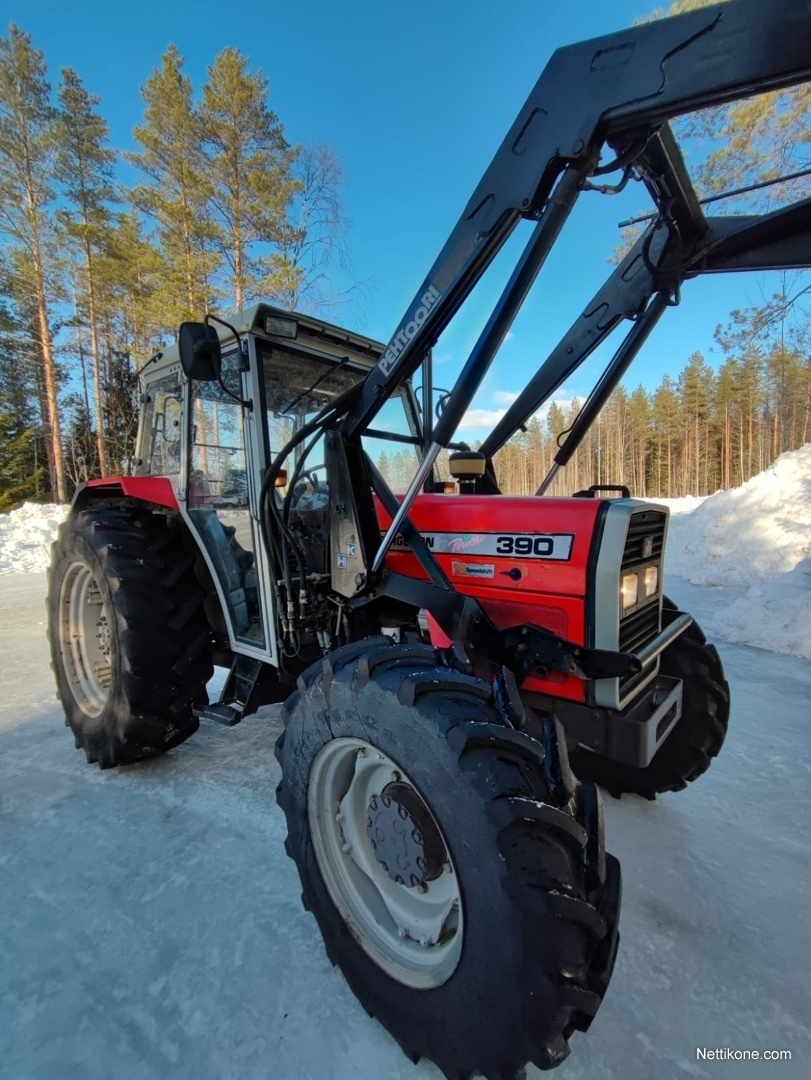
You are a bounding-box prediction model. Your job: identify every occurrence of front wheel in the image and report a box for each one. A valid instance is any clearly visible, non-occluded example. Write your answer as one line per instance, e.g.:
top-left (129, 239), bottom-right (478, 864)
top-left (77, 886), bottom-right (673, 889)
top-left (569, 598), bottom-right (730, 799)
top-left (276, 640), bottom-right (621, 1079)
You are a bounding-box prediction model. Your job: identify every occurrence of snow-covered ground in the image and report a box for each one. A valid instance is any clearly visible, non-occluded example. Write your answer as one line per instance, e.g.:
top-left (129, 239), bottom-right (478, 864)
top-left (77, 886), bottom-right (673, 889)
top-left (1, 573), bottom-right (809, 1079)
top-left (1, 448), bottom-right (810, 1078)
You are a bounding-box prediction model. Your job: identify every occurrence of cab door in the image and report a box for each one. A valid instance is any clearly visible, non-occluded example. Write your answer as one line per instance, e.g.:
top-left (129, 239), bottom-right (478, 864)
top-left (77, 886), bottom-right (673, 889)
top-left (180, 344), bottom-right (279, 665)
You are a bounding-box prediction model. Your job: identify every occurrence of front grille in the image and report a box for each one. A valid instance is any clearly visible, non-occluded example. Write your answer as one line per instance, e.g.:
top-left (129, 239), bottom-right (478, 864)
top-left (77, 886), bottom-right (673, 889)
top-left (618, 510), bottom-right (666, 700)
top-left (621, 510), bottom-right (666, 569)
top-left (619, 601), bottom-right (660, 653)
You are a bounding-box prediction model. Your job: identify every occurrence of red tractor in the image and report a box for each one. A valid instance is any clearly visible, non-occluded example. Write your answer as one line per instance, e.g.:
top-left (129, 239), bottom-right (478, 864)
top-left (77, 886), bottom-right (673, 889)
top-left (48, 2), bottom-right (810, 1076)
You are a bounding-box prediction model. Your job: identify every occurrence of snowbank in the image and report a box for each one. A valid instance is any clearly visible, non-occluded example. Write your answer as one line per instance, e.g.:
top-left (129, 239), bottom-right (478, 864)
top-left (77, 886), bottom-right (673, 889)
top-left (660, 444), bottom-right (811, 660)
top-left (648, 494), bottom-right (708, 516)
top-left (710, 557), bottom-right (811, 661)
top-left (0, 502), bottom-right (68, 576)
top-left (664, 444), bottom-right (811, 587)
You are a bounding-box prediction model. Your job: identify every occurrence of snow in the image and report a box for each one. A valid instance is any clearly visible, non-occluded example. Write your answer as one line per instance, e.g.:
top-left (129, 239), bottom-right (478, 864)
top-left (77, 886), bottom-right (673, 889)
top-left (1, 573), bottom-right (809, 1079)
top-left (659, 444), bottom-right (811, 660)
top-left (0, 501), bottom-right (68, 576)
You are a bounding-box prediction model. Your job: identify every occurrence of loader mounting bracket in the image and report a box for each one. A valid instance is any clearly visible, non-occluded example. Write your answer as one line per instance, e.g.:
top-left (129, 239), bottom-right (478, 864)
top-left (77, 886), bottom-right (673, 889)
top-left (374, 570), bottom-right (642, 684)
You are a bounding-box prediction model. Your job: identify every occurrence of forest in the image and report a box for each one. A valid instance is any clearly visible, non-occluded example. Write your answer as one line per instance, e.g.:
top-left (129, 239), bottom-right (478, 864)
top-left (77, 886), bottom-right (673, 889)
top-left (378, 333), bottom-right (811, 501)
top-left (0, 25), bottom-right (354, 509)
top-left (491, 335), bottom-right (811, 499)
top-left (1, 0), bottom-right (810, 510)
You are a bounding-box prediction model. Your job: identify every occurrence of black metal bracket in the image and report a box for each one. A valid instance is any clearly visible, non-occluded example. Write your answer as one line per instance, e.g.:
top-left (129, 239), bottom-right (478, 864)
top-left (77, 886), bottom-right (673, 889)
top-left (195, 653), bottom-right (290, 726)
top-left (372, 570), bottom-right (641, 684)
top-left (478, 622), bottom-right (642, 683)
top-left (574, 485), bottom-right (632, 499)
top-left (525, 674), bottom-right (683, 768)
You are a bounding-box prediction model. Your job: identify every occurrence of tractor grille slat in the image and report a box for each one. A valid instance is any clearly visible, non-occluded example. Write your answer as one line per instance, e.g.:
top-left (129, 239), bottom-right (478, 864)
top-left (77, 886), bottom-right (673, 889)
top-left (619, 602), bottom-right (660, 654)
top-left (621, 511), bottom-right (667, 569)
top-left (618, 510), bottom-right (667, 700)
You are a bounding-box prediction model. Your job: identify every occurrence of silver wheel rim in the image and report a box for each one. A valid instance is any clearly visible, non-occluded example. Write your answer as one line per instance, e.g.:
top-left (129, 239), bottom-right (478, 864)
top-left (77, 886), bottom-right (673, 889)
top-left (307, 737), bottom-right (463, 989)
top-left (58, 562), bottom-right (113, 717)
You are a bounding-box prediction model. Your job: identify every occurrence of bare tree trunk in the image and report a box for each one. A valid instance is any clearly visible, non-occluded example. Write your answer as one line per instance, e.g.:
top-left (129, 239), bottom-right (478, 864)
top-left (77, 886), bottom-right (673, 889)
top-left (83, 236), bottom-right (108, 476)
top-left (33, 246), bottom-right (66, 501)
top-left (185, 235), bottom-right (195, 314)
top-left (235, 239), bottom-right (243, 311)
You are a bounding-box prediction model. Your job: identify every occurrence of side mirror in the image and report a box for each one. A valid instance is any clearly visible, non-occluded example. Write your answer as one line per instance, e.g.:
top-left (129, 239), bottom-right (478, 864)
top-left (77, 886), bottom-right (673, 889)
top-left (178, 322), bottom-right (222, 381)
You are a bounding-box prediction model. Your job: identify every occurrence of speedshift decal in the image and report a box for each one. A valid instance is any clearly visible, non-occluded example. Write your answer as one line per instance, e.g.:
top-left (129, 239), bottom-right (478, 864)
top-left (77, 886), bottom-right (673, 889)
top-left (451, 561), bottom-right (495, 579)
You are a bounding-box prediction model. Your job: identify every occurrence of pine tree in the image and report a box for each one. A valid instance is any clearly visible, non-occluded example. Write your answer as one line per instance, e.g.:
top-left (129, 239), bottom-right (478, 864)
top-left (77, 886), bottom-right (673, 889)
top-left (55, 67), bottom-right (116, 475)
top-left (0, 291), bottom-right (46, 508)
top-left (714, 359), bottom-right (738, 489)
top-left (201, 46), bottom-right (298, 310)
top-left (129, 45), bottom-right (218, 329)
top-left (628, 386), bottom-right (651, 496)
top-left (679, 352), bottom-right (715, 495)
top-left (0, 26), bottom-right (66, 500)
top-left (102, 209), bottom-right (166, 358)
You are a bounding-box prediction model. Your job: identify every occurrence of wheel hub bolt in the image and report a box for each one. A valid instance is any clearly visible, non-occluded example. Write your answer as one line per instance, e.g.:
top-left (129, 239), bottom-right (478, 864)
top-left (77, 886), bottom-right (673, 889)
top-left (365, 783), bottom-right (447, 887)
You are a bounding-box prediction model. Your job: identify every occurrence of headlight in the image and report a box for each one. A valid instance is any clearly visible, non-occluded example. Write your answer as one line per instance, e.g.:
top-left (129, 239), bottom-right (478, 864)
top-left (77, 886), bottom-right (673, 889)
top-left (644, 565), bottom-right (659, 597)
top-left (621, 572), bottom-right (638, 611)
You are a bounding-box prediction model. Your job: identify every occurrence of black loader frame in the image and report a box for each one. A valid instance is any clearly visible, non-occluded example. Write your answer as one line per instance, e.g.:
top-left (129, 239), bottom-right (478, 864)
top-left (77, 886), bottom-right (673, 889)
top-left (258, 0), bottom-right (811, 685)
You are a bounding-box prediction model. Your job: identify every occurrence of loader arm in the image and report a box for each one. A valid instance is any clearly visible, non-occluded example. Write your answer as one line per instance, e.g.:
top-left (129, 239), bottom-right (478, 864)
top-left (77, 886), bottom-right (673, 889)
top-left (320, 0), bottom-right (811, 611)
top-left (341, 0), bottom-right (811, 442)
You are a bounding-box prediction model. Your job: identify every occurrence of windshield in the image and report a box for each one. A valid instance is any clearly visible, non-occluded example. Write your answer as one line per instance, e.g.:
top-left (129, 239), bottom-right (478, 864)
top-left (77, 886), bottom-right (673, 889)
top-left (259, 341), bottom-right (424, 492)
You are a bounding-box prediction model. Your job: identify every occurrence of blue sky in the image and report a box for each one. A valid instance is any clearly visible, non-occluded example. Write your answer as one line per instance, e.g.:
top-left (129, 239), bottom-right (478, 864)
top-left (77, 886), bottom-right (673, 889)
top-left (7, 0), bottom-right (773, 440)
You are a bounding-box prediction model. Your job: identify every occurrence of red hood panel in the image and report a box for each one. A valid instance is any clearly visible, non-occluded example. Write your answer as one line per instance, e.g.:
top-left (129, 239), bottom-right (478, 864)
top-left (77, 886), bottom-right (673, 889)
top-left (376, 494), bottom-right (602, 599)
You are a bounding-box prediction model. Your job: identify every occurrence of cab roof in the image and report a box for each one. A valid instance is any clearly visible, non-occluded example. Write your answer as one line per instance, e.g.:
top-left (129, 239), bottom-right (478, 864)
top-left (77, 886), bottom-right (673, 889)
top-left (144, 303), bottom-right (386, 379)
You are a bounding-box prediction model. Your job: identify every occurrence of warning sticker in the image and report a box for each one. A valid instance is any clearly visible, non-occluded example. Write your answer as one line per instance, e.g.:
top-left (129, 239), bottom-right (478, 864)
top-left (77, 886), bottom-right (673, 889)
top-left (451, 561), bottom-right (495, 580)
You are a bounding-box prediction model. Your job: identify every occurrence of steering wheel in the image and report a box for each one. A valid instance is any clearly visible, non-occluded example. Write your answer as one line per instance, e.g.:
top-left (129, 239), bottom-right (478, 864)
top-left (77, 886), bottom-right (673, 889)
top-left (304, 463), bottom-right (326, 489)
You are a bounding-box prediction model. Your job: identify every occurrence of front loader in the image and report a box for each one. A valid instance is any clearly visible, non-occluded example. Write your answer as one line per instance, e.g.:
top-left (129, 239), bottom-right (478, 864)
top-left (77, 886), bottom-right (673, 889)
top-left (48, 2), bottom-right (811, 1076)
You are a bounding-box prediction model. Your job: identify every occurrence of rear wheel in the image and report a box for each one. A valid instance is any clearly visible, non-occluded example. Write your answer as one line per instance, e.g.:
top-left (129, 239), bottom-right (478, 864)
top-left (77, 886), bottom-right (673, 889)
top-left (47, 504), bottom-right (213, 768)
top-left (569, 598), bottom-right (730, 799)
top-left (276, 640), bottom-right (621, 1079)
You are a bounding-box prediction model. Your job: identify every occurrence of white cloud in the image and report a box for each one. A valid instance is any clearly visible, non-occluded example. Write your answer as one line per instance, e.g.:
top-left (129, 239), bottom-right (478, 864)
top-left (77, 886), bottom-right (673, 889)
top-left (492, 389), bottom-right (520, 408)
top-left (456, 387), bottom-right (578, 436)
top-left (457, 407), bottom-right (508, 431)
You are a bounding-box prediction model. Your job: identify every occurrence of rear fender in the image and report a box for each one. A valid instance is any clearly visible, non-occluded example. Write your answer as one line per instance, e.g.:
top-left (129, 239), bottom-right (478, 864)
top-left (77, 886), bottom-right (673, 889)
top-left (71, 476), bottom-right (179, 512)
top-left (69, 476), bottom-right (228, 642)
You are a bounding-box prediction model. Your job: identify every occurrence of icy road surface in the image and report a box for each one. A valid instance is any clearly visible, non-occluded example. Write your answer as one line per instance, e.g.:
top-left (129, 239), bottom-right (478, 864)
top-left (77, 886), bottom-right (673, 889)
top-left (1, 574), bottom-right (809, 1080)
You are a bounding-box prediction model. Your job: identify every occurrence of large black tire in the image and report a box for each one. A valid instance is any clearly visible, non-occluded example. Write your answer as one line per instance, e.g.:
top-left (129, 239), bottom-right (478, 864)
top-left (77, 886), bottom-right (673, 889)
top-left (569, 598), bottom-right (730, 799)
top-left (47, 504), bottom-right (213, 768)
top-left (276, 640), bottom-right (621, 1079)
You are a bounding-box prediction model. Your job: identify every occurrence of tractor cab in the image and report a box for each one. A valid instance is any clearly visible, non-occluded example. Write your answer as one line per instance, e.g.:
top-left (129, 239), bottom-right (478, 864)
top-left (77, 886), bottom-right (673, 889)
top-left (134, 305), bottom-right (427, 665)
